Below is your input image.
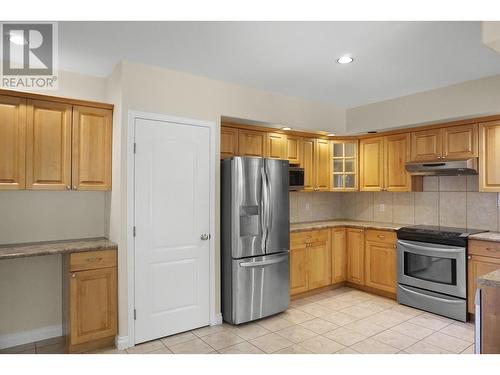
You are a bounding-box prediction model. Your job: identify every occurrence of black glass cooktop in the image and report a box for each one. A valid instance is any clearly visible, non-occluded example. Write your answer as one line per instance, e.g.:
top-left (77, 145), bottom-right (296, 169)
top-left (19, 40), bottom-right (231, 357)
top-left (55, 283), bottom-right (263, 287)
top-left (397, 225), bottom-right (488, 246)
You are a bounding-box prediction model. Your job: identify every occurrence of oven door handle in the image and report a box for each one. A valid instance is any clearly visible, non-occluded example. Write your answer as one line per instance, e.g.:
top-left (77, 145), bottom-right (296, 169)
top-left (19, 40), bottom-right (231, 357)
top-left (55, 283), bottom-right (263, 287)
top-left (397, 240), bottom-right (464, 255)
top-left (398, 284), bottom-right (464, 304)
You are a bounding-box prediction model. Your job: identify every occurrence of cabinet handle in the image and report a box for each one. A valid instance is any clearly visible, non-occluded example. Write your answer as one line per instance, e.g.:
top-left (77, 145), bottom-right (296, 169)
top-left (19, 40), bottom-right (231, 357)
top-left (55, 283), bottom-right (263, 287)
top-left (71, 274), bottom-right (76, 278)
top-left (377, 235), bottom-right (386, 239)
top-left (66, 185), bottom-right (71, 190)
top-left (86, 257), bottom-right (103, 263)
top-left (467, 255), bottom-right (472, 260)
top-left (73, 185), bottom-right (78, 190)
top-left (485, 247), bottom-right (499, 252)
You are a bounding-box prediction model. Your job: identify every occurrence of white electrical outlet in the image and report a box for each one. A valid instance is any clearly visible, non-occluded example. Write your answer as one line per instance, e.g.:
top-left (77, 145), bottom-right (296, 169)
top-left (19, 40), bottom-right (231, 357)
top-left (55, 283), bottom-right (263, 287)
top-left (379, 203), bottom-right (385, 212)
top-left (306, 203), bottom-right (311, 210)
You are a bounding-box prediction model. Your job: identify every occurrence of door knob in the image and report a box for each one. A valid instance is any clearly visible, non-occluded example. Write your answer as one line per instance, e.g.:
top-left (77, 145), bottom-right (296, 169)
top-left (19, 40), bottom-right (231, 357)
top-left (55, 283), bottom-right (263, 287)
top-left (200, 234), bottom-right (210, 240)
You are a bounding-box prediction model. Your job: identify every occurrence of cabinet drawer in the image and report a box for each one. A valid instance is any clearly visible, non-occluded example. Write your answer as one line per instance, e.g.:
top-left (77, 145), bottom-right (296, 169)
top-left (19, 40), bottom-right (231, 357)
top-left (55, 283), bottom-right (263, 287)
top-left (365, 229), bottom-right (396, 244)
top-left (291, 229), bottom-right (329, 247)
top-left (70, 250), bottom-right (117, 272)
top-left (469, 240), bottom-right (500, 259)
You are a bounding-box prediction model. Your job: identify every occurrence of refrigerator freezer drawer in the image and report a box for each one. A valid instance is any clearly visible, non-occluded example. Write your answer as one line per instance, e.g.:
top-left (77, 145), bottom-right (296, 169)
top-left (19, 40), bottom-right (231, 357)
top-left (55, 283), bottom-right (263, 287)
top-left (227, 252), bottom-right (289, 325)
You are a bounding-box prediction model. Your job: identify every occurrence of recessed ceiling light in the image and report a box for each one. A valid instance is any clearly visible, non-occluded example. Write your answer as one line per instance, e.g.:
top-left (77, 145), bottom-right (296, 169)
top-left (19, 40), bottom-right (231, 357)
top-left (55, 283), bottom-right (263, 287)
top-left (282, 127), bottom-right (292, 131)
top-left (327, 133), bottom-right (336, 136)
top-left (9, 32), bottom-right (25, 45)
top-left (336, 55), bottom-right (353, 64)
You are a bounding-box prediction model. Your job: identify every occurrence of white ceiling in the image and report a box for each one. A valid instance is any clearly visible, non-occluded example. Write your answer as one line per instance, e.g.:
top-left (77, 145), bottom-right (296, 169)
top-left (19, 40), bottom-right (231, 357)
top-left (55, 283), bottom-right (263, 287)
top-left (58, 21), bottom-right (500, 108)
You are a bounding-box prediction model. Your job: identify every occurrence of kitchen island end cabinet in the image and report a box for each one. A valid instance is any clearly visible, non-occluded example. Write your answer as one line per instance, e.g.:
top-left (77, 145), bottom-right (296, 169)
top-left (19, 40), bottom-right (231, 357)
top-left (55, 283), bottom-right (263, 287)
top-left (63, 249), bottom-right (118, 353)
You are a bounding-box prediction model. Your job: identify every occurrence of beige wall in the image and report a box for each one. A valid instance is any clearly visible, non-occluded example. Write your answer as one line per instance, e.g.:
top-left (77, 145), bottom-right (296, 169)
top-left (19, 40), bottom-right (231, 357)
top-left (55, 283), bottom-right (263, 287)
top-left (109, 60), bottom-right (345, 340)
top-left (346, 74), bottom-right (500, 134)
top-left (0, 71), bottom-right (108, 339)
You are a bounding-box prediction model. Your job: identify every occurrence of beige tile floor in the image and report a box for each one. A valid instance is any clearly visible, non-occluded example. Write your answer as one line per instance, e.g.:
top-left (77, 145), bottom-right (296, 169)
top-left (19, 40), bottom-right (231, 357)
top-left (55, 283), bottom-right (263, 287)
top-left (1, 287), bottom-right (475, 355)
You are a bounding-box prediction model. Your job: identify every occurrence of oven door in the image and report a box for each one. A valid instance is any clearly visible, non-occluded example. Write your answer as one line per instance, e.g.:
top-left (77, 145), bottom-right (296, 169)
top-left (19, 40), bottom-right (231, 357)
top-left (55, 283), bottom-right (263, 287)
top-left (397, 239), bottom-right (466, 298)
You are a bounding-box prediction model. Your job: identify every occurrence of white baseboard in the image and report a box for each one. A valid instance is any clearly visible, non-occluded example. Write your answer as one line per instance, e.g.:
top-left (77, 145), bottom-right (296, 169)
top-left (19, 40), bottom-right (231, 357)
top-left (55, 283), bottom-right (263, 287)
top-left (210, 312), bottom-right (223, 326)
top-left (0, 324), bottom-right (62, 350)
top-left (115, 335), bottom-right (131, 350)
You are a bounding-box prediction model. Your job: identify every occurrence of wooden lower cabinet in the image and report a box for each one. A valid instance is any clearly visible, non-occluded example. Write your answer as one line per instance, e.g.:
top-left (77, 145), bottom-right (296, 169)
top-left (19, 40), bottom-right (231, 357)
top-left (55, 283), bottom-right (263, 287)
top-left (63, 250), bottom-right (117, 353)
top-left (331, 227), bottom-right (346, 283)
top-left (467, 254), bottom-right (500, 314)
top-left (346, 228), bottom-right (365, 286)
top-left (289, 229), bottom-right (331, 295)
top-left (364, 230), bottom-right (397, 293)
top-left (307, 234), bottom-right (332, 289)
top-left (290, 233), bottom-right (309, 295)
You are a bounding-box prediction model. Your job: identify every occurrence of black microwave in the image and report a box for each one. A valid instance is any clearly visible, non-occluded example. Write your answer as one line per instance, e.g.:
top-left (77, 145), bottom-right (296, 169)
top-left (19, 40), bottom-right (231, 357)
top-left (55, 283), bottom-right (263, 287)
top-left (289, 167), bottom-right (304, 191)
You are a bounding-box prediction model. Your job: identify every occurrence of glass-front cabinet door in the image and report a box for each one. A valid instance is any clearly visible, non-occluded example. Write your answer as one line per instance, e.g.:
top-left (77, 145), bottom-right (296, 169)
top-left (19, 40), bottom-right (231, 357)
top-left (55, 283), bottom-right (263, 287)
top-left (331, 140), bottom-right (358, 191)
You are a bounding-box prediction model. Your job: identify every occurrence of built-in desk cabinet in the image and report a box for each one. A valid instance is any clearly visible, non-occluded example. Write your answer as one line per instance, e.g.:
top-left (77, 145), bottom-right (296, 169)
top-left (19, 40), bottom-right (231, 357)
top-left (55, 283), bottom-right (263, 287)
top-left (0, 93), bottom-right (113, 191)
top-left (0, 95), bottom-right (26, 190)
top-left (63, 250), bottom-right (118, 353)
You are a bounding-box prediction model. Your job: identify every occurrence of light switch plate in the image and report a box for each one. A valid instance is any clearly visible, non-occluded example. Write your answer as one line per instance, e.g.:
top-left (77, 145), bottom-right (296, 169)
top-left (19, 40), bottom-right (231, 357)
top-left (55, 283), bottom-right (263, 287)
top-left (306, 203), bottom-right (311, 211)
top-left (379, 203), bottom-right (385, 212)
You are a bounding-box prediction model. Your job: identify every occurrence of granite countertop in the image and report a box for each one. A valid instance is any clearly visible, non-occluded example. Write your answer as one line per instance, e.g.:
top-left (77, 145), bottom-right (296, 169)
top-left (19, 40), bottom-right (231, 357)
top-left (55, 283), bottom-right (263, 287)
top-left (469, 231), bottom-right (500, 243)
top-left (290, 219), bottom-right (403, 232)
top-left (0, 238), bottom-right (117, 260)
top-left (477, 269), bottom-right (500, 288)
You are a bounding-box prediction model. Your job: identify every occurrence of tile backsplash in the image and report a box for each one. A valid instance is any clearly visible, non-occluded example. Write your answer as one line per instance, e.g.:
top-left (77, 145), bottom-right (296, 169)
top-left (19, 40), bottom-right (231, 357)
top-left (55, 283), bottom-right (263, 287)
top-left (290, 176), bottom-right (500, 232)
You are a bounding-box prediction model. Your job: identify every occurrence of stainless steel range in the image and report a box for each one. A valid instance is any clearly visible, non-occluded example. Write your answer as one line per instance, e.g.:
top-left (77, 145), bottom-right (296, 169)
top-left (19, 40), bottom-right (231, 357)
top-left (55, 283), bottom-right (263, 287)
top-left (396, 225), bottom-right (487, 321)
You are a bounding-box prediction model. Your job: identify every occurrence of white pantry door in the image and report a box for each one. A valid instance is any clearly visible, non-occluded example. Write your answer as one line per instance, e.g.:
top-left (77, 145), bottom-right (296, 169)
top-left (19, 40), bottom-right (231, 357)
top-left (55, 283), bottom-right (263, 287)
top-left (134, 117), bottom-right (210, 344)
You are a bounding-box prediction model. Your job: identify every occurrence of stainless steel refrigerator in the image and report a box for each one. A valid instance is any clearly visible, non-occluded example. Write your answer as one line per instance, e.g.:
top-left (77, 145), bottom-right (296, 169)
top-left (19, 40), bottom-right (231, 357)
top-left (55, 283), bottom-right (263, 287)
top-left (221, 156), bottom-right (290, 325)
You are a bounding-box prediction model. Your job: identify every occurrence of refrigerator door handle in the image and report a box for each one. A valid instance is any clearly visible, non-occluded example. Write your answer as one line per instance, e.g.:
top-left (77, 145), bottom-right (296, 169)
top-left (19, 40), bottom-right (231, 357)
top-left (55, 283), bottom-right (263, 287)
top-left (260, 167), bottom-right (269, 252)
top-left (265, 165), bottom-right (272, 247)
top-left (240, 256), bottom-right (288, 268)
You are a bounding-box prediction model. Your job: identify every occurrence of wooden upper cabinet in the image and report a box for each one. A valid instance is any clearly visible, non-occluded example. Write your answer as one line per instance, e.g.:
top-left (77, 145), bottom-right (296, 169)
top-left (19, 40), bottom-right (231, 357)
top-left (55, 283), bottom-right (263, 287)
top-left (411, 124), bottom-right (478, 162)
top-left (72, 106), bottom-right (112, 191)
top-left (410, 128), bottom-right (442, 162)
top-left (266, 132), bottom-right (287, 160)
top-left (384, 133), bottom-right (411, 192)
top-left (360, 137), bottom-right (384, 191)
top-left (302, 138), bottom-right (315, 191)
top-left (479, 121), bottom-right (500, 192)
top-left (220, 126), bottom-right (238, 159)
top-left (346, 228), bottom-right (365, 286)
top-left (364, 230), bottom-right (397, 294)
top-left (315, 139), bottom-right (331, 191)
top-left (442, 124), bottom-right (478, 159)
top-left (26, 100), bottom-right (72, 190)
top-left (238, 129), bottom-right (265, 157)
top-left (286, 135), bottom-right (302, 165)
top-left (0, 95), bottom-right (26, 190)
top-left (331, 227), bottom-right (346, 283)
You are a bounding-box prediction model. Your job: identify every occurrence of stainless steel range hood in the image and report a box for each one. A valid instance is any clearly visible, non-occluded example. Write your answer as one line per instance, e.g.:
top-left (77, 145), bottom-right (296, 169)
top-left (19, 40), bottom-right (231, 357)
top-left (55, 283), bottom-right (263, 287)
top-left (405, 158), bottom-right (478, 176)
